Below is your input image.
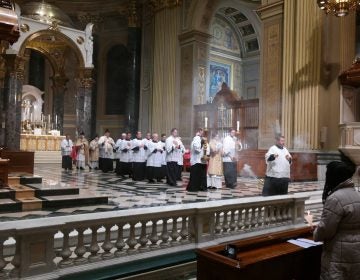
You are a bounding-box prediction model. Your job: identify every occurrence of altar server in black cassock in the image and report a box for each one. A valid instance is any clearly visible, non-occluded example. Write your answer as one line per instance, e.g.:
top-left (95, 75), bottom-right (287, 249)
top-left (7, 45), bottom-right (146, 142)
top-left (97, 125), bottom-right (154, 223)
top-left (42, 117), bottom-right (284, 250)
top-left (187, 128), bottom-right (210, 192)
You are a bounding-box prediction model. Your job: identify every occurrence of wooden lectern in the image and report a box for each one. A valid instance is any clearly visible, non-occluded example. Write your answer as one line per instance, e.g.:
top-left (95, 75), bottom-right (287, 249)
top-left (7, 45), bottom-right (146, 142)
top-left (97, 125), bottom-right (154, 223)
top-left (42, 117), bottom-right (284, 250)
top-left (197, 227), bottom-right (322, 280)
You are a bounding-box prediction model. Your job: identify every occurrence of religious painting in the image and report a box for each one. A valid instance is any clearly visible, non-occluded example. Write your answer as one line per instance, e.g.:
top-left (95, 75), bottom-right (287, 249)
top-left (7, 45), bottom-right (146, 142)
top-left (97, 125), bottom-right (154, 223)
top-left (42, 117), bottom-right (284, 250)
top-left (210, 17), bottom-right (240, 54)
top-left (209, 61), bottom-right (231, 98)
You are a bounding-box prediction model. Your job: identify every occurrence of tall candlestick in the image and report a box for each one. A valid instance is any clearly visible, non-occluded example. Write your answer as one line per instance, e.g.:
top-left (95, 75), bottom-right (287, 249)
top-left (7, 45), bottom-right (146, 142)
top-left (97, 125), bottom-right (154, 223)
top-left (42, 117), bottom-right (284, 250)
top-left (55, 115), bottom-right (58, 129)
top-left (204, 117), bottom-right (208, 129)
top-left (236, 121), bottom-right (240, 131)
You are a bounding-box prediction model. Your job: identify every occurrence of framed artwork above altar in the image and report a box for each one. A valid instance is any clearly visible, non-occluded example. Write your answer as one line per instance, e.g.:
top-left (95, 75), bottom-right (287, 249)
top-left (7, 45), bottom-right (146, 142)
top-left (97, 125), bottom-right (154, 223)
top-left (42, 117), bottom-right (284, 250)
top-left (209, 61), bottom-right (232, 99)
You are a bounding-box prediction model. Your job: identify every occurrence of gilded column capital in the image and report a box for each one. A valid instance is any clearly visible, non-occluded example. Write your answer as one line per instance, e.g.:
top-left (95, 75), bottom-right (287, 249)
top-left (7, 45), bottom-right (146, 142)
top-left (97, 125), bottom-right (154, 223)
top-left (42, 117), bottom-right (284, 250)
top-left (146, 0), bottom-right (182, 14)
top-left (51, 74), bottom-right (68, 88)
top-left (256, 0), bottom-right (284, 20)
top-left (77, 68), bottom-right (95, 89)
top-left (13, 55), bottom-right (26, 82)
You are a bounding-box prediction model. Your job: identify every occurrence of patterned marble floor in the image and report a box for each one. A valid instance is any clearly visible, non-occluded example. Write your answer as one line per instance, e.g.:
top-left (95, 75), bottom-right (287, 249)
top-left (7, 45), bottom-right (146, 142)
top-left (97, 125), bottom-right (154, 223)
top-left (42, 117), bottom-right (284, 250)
top-left (0, 163), bottom-right (325, 222)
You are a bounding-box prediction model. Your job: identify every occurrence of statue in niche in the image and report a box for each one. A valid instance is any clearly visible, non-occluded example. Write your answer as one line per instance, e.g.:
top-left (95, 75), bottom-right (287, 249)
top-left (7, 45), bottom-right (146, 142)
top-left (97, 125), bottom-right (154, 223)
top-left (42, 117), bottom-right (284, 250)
top-left (22, 99), bottom-right (32, 121)
top-left (85, 23), bottom-right (94, 67)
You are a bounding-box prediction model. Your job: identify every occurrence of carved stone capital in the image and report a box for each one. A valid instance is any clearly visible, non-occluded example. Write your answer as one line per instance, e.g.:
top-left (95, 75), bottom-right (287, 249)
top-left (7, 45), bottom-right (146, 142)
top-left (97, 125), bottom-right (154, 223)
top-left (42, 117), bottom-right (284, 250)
top-left (51, 74), bottom-right (68, 90)
top-left (77, 68), bottom-right (94, 88)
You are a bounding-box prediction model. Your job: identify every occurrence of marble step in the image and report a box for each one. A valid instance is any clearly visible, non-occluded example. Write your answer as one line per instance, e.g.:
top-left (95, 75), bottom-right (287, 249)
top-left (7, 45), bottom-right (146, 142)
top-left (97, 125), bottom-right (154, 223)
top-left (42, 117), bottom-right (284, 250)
top-left (8, 176), bottom-right (20, 185)
top-left (8, 173), bottom-right (42, 184)
top-left (34, 151), bottom-right (62, 164)
top-left (9, 185), bottom-right (35, 199)
top-left (0, 198), bottom-right (21, 212)
top-left (17, 197), bottom-right (42, 211)
top-left (41, 193), bottom-right (108, 209)
top-left (26, 183), bottom-right (79, 196)
top-left (0, 188), bottom-right (15, 199)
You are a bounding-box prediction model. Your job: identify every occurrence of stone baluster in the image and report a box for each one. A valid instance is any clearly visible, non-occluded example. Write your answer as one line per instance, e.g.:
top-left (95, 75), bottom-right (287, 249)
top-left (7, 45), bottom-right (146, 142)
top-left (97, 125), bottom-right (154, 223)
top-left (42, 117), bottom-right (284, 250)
top-left (126, 222), bottom-right (138, 253)
top-left (102, 225), bottom-right (114, 259)
top-left (250, 207), bottom-right (257, 229)
top-left (170, 217), bottom-right (180, 245)
top-left (160, 218), bottom-right (170, 247)
top-left (283, 205), bottom-right (290, 223)
top-left (0, 237), bottom-right (7, 278)
top-left (264, 205), bottom-right (271, 226)
top-left (115, 224), bottom-right (126, 256)
top-left (222, 211), bottom-right (229, 233)
top-left (89, 226), bottom-right (100, 262)
top-left (179, 216), bottom-right (189, 244)
top-left (10, 237), bottom-right (20, 278)
top-left (138, 221), bottom-right (149, 251)
top-left (59, 229), bottom-right (73, 267)
top-left (286, 204), bottom-right (292, 222)
top-left (237, 208), bottom-right (244, 231)
top-left (276, 205), bottom-right (283, 225)
top-left (257, 206), bottom-right (265, 227)
top-left (244, 208), bottom-right (251, 229)
top-left (270, 205), bottom-right (277, 225)
top-left (229, 210), bottom-right (237, 232)
top-left (74, 228), bottom-right (87, 264)
top-left (214, 212), bottom-right (222, 234)
top-left (149, 220), bottom-right (159, 249)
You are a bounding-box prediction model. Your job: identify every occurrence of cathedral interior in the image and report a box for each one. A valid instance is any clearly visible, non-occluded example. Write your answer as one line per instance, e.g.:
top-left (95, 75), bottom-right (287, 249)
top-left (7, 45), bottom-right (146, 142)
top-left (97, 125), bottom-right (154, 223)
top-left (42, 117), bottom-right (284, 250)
top-left (1, 0), bottom-right (360, 279)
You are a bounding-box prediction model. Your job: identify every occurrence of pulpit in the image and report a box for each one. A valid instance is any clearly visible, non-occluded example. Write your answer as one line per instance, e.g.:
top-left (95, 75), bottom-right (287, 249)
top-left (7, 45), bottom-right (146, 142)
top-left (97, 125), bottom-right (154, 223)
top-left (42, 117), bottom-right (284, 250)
top-left (197, 227), bottom-right (321, 280)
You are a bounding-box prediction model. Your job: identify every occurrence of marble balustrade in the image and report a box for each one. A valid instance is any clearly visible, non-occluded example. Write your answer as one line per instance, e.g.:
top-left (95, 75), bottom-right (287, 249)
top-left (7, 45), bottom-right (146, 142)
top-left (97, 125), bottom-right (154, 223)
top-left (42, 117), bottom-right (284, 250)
top-left (0, 194), bottom-right (308, 278)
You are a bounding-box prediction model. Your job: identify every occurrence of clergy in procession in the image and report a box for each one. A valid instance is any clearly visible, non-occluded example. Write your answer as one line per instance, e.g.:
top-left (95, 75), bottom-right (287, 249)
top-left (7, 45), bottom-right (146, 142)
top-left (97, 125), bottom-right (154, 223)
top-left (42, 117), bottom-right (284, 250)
top-left (160, 133), bottom-right (167, 181)
top-left (61, 134), bottom-right (73, 171)
top-left (98, 129), bottom-right (115, 173)
top-left (89, 134), bottom-right (99, 170)
top-left (207, 132), bottom-right (223, 188)
top-left (146, 133), bottom-right (165, 183)
top-left (175, 136), bottom-right (185, 181)
top-left (131, 131), bottom-right (147, 181)
top-left (165, 128), bottom-right (181, 186)
top-left (222, 129), bottom-right (241, 188)
top-left (115, 133), bottom-right (126, 175)
top-left (144, 132), bottom-right (152, 149)
top-left (75, 132), bottom-right (89, 170)
top-left (117, 132), bottom-right (133, 178)
top-left (186, 128), bottom-right (210, 192)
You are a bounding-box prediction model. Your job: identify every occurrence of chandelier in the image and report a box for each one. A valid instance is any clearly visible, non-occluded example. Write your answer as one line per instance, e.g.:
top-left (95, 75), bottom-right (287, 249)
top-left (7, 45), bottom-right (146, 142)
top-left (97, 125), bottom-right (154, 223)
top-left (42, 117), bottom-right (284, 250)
top-left (317, 0), bottom-right (360, 17)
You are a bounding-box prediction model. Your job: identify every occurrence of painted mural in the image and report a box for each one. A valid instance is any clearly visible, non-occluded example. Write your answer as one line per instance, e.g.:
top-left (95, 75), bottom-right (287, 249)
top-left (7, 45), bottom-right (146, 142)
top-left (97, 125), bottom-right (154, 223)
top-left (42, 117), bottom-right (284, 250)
top-left (209, 61), bottom-right (231, 98)
top-left (210, 17), bottom-right (240, 54)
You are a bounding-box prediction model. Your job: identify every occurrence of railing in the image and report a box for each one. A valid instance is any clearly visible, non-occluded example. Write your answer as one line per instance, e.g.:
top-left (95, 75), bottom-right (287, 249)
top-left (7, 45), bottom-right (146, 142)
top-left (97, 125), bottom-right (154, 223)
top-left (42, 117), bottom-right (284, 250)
top-left (0, 194), bottom-right (308, 279)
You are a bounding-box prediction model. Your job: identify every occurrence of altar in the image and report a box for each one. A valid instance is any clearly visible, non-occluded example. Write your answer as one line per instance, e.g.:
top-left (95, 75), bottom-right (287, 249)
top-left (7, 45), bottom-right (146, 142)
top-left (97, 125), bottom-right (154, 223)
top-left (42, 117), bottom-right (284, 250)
top-left (20, 134), bottom-right (65, 151)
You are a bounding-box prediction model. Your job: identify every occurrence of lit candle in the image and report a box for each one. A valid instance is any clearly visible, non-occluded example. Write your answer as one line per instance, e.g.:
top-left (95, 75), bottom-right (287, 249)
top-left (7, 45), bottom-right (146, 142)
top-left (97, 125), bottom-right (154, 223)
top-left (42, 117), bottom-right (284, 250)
top-left (55, 115), bottom-right (58, 128)
top-left (236, 121), bottom-right (240, 131)
top-left (204, 117), bottom-right (208, 129)
top-left (48, 114), bottom-right (51, 123)
top-left (30, 113), bottom-right (33, 122)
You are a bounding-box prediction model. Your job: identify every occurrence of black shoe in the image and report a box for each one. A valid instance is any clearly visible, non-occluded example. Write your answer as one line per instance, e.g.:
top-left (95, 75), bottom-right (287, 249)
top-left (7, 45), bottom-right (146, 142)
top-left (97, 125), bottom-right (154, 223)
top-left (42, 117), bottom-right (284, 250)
top-left (76, 167), bottom-right (80, 170)
top-left (95, 167), bottom-right (99, 170)
top-left (149, 179), bottom-right (155, 183)
top-left (80, 167), bottom-right (85, 170)
top-left (157, 179), bottom-right (163, 183)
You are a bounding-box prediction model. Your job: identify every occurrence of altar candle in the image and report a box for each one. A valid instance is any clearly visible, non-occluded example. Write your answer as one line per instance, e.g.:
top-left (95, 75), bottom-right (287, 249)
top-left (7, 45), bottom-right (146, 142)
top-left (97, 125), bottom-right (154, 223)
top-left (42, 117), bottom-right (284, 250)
top-left (48, 114), bottom-right (51, 123)
top-left (204, 117), bottom-right (208, 129)
top-left (236, 121), bottom-right (240, 131)
top-left (30, 113), bottom-right (33, 122)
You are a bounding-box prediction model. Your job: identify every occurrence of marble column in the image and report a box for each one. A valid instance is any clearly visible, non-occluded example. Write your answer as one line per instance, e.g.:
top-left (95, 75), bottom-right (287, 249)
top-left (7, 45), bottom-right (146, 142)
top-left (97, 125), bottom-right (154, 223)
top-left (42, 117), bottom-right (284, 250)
top-left (51, 75), bottom-right (68, 134)
top-left (257, 1), bottom-right (284, 149)
top-left (281, 0), bottom-right (322, 150)
top-left (0, 54), bottom-right (6, 147)
top-left (178, 30), bottom-right (211, 144)
top-left (126, 27), bottom-right (141, 135)
top-left (76, 69), bottom-right (94, 139)
top-left (4, 55), bottom-right (25, 150)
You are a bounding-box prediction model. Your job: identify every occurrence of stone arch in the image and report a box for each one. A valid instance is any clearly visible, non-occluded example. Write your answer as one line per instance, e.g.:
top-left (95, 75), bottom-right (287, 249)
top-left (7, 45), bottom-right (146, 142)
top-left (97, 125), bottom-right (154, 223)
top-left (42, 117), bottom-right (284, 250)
top-left (17, 29), bottom-right (85, 72)
top-left (188, 0), bottom-right (261, 37)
